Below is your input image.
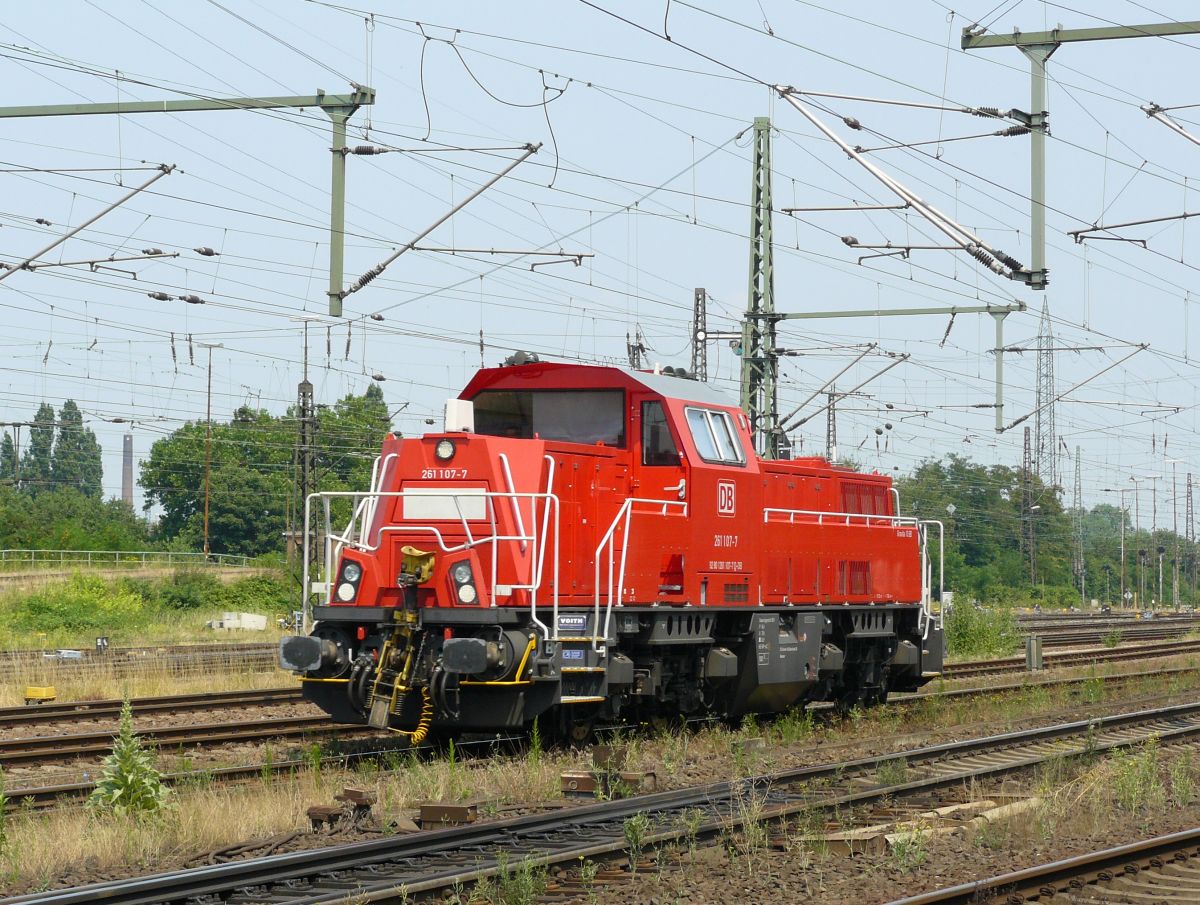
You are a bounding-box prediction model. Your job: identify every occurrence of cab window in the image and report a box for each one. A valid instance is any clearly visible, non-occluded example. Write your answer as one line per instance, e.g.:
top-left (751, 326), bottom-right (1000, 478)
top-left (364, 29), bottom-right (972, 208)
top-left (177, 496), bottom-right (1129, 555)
top-left (641, 401), bottom-right (680, 465)
top-left (685, 407), bottom-right (745, 466)
top-left (473, 389), bottom-right (625, 447)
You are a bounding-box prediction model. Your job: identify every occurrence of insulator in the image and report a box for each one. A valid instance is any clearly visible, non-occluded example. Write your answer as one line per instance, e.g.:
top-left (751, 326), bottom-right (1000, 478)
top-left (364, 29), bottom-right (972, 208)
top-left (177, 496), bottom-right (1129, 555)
top-left (972, 106), bottom-right (1003, 118)
top-left (841, 236), bottom-right (860, 247)
top-left (354, 266), bottom-right (383, 290)
top-left (110, 417), bottom-right (126, 424)
top-left (352, 145), bottom-right (385, 155)
top-left (875, 427), bottom-right (884, 435)
top-left (995, 250), bottom-right (1025, 270)
top-left (194, 247), bottom-right (218, 257)
top-left (998, 126), bottom-right (1031, 137)
top-left (369, 313), bottom-right (384, 321)
top-left (181, 294), bottom-right (204, 305)
top-left (141, 248), bottom-right (164, 255)
top-left (35, 218), bottom-right (52, 226)
top-left (967, 245), bottom-right (999, 268)
top-left (842, 116), bottom-right (862, 130)
top-left (885, 422), bottom-right (893, 430)
top-left (371, 372), bottom-right (386, 382)
top-left (147, 292), bottom-right (171, 301)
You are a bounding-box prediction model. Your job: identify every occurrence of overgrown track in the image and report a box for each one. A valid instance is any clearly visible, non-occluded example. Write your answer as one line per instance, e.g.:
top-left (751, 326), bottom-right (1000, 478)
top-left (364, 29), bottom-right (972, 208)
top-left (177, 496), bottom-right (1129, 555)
top-left (0, 715), bottom-right (354, 768)
top-left (11, 699), bottom-right (1200, 904)
top-left (885, 828), bottom-right (1200, 904)
top-left (0, 687), bottom-right (303, 728)
top-left (943, 637), bottom-right (1200, 677)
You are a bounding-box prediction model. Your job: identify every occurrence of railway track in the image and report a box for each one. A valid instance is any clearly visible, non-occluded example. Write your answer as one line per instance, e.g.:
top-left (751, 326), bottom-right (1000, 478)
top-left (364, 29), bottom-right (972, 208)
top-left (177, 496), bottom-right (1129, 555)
top-left (0, 715), bottom-right (354, 768)
top-left (885, 828), bottom-right (1200, 904)
top-left (943, 637), bottom-right (1200, 677)
top-left (0, 687), bottom-right (303, 728)
top-left (10, 698), bottom-right (1200, 904)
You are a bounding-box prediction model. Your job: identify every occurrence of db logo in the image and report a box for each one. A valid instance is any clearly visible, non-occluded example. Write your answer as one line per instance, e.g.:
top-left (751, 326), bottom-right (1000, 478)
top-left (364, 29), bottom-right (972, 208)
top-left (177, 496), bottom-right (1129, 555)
top-left (717, 480), bottom-right (736, 516)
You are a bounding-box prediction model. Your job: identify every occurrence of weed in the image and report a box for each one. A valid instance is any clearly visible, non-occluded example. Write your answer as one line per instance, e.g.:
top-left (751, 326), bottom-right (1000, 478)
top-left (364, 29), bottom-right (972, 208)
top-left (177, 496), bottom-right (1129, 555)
top-left (0, 766), bottom-right (8, 855)
top-left (469, 850), bottom-right (546, 905)
top-left (1111, 737), bottom-right (1165, 815)
top-left (874, 757), bottom-right (909, 788)
top-left (775, 707), bottom-right (816, 744)
top-left (260, 745), bottom-right (275, 783)
top-left (1103, 628), bottom-right (1123, 648)
top-left (679, 807), bottom-right (704, 856)
top-left (528, 717), bottom-right (542, 767)
top-left (972, 817), bottom-right (1011, 850)
top-left (1172, 751), bottom-right (1197, 806)
top-left (303, 742), bottom-right (324, 781)
top-left (1080, 675), bottom-right (1106, 704)
top-left (87, 699), bottom-right (171, 820)
top-left (623, 812), bottom-right (651, 875)
top-left (890, 820), bottom-right (929, 873)
top-left (578, 858), bottom-right (600, 905)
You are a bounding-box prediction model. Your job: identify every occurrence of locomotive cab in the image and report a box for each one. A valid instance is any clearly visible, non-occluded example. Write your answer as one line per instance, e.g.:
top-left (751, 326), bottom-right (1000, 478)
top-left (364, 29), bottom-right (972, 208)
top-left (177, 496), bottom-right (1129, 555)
top-left (280, 360), bottom-right (944, 739)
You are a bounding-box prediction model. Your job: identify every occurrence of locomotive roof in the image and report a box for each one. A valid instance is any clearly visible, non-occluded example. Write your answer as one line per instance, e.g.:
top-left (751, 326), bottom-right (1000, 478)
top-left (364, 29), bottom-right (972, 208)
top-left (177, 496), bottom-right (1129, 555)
top-left (462, 361), bottom-right (736, 408)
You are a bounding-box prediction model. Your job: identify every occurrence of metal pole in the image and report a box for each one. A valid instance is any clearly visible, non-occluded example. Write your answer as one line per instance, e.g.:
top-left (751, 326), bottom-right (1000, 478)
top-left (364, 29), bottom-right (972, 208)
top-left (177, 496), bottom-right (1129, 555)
top-left (327, 109), bottom-right (349, 318)
top-left (992, 312), bottom-right (1007, 432)
top-left (1021, 44), bottom-right (1054, 288)
top-left (0, 166), bottom-right (173, 282)
top-left (203, 346), bottom-right (213, 559)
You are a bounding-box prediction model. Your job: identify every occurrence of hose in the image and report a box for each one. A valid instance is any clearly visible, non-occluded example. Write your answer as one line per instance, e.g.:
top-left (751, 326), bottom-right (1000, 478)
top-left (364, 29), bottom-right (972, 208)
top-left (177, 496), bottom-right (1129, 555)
top-left (394, 687), bottom-right (433, 745)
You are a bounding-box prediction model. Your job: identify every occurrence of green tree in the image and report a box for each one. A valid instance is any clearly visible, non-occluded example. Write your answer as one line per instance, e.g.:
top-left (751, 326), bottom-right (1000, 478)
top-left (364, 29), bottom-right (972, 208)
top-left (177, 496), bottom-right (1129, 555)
top-left (0, 432), bottom-right (15, 485)
top-left (51, 400), bottom-right (103, 498)
top-left (20, 402), bottom-right (55, 493)
top-left (140, 387), bottom-right (390, 556)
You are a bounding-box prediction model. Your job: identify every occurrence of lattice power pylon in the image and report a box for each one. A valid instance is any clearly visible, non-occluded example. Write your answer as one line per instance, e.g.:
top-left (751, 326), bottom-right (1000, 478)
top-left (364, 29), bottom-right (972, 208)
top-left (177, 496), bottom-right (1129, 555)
top-left (691, 288), bottom-right (708, 382)
top-left (1035, 300), bottom-right (1056, 487)
top-left (741, 117), bottom-right (779, 458)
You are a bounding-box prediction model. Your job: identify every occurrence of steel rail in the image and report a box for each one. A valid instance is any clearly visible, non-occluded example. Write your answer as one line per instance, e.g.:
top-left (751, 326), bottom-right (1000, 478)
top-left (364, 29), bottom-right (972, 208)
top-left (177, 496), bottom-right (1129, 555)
top-left (943, 637), bottom-right (1200, 677)
top-left (0, 687), bottom-right (301, 727)
top-left (884, 826), bottom-right (1200, 904)
top-left (11, 699), bottom-right (1200, 904)
top-left (0, 715), bottom-right (353, 767)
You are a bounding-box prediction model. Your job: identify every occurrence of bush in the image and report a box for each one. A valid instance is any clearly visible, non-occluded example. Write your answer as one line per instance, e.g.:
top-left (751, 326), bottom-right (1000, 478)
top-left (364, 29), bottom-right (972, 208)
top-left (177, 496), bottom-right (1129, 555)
top-left (13, 574), bottom-right (145, 634)
top-left (944, 604), bottom-right (1021, 659)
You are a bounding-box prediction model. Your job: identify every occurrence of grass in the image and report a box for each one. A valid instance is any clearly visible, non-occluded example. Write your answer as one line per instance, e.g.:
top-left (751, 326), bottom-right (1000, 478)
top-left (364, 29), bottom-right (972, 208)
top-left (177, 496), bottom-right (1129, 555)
top-left (0, 570), bottom-right (295, 650)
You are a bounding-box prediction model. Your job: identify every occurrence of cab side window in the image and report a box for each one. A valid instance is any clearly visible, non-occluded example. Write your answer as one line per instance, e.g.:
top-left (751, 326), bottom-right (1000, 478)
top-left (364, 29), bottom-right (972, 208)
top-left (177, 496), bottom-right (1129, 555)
top-left (641, 401), bottom-right (680, 465)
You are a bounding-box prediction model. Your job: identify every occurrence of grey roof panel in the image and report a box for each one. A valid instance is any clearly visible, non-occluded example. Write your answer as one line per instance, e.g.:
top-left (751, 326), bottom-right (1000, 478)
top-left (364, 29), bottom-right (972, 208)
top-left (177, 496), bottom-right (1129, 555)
top-left (616, 367), bottom-right (737, 407)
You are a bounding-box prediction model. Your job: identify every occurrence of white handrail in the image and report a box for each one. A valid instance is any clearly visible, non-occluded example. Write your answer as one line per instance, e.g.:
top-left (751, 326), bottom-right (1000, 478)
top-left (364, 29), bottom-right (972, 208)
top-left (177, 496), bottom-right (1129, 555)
top-left (764, 506), bottom-right (919, 527)
top-left (592, 497), bottom-right (688, 653)
top-left (497, 453), bottom-right (529, 554)
top-left (303, 488), bottom-right (559, 640)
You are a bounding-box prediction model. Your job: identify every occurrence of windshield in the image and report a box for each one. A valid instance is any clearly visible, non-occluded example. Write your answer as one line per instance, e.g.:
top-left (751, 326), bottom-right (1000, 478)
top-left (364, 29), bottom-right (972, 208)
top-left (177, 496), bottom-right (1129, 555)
top-left (473, 389), bottom-right (626, 447)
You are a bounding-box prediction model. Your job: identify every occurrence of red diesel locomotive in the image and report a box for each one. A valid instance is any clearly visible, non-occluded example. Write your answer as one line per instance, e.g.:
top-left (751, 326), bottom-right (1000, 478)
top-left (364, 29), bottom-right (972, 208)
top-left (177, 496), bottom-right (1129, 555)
top-left (280, 359), bottom-right (944, 741)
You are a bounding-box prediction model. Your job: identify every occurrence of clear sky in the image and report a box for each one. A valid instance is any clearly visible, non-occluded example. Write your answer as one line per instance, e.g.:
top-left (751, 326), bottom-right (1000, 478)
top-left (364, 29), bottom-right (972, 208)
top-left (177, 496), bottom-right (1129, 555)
top-left (1, 1), bottom-right (1198, 530)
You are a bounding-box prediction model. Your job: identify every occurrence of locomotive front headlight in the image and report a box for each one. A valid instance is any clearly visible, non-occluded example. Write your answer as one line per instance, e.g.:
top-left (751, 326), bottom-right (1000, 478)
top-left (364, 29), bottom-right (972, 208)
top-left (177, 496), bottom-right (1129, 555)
top-left (341, 561), bottom-right (362, 582)
top-left (336, 582), bottom-right (357, 602)
top-left (435, 439), bottom-right (456, 461)
top-left (457, 584), bottom-right (478, 604)
top-left (450, 561), bottom-right (473, 584)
